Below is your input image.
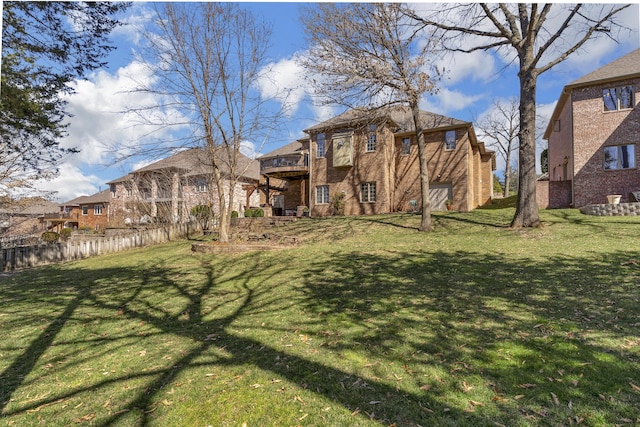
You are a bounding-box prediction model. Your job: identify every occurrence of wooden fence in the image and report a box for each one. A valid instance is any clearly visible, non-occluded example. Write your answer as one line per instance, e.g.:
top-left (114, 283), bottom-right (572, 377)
top-left (0, 222), bottom-right (200, 272)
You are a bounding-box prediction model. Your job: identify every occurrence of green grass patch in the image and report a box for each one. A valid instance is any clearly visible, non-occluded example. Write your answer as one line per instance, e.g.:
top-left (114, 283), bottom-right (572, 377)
top-left (1, 209), bottom-right (640, 426)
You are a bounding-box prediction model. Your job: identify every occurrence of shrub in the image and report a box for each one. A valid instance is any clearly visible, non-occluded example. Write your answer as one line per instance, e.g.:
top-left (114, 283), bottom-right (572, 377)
top-left (60, 228), bottom-right (72, 240)
top-left (191, 204), bottom-right (213, 230)
top-left (41, 231), bottom-right (60, 244)
top-left (244, 208), bottom-right (264, 218)
top-left (330, 192), bottom-right (346, 216)
top-left (231, 211), bottom-right (239, 219)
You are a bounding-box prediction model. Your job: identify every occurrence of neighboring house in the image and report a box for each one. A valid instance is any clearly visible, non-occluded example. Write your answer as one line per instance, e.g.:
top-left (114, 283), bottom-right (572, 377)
top-left (260, 106), bottom-right (495, 216)
top-left (52, 190), bottom-right (112, 231)
top-left (543, 48), bottom-right (640, 208)
top-left (108, 148), bottom-right (260, 225)
top-left (1, 199), bottom-right (59, 236)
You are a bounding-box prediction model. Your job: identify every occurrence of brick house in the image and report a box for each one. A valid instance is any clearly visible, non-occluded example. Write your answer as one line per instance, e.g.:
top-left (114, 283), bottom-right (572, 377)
top-left (108, 148), bottom-right (260, 225)
top-left (543, 48), bottom-right (640, 208)
top-left (260, 106), bottom-right (495, 216)
top-left (54, 189), bottom-right (111, 231)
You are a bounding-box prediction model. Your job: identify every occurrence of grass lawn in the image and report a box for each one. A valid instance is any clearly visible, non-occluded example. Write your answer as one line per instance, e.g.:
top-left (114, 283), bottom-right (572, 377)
top-left (1, 207), bottom-right (639, 426)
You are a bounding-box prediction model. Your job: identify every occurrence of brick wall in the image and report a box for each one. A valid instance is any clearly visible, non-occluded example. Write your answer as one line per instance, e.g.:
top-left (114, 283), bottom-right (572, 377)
top-left (571, 79), bottom-right (640, 207)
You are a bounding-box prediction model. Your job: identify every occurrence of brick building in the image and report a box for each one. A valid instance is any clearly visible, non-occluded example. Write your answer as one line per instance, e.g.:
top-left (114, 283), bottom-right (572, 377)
top-left (260, 106), bottom-right (495, 216)
top-left (543, 48), bottom-right (640, 208)
top-left (54, 190), bottom-right (112, 231)
top-left (108, 148), bottom-right (260, 225)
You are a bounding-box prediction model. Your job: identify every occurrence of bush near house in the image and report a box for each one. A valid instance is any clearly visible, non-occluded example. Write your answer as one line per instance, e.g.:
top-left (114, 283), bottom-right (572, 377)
top-left (40, 231), bottom-right (59, 243)
top-left (244, 208), bottom-right (264, 217)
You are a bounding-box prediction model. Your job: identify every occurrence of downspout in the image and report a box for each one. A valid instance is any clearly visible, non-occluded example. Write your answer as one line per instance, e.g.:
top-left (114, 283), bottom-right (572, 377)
top-left (568, 88), bottom-right (575, 207)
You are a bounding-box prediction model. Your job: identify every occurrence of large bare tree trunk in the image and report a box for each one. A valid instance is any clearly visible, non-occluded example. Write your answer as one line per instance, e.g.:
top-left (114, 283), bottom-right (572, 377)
top-left (512, 68), bottom-right (540, 228)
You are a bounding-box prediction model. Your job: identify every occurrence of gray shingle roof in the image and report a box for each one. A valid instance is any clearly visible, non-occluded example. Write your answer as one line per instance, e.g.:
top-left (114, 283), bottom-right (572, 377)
top-left (304, 105), bottom-right (468, 134)
top-left (62, 189), bottom-right (111, 206)
top-left (259, 140), bottom-right (307, 159)
top-left (568, 48), bottom-right (640, 87)
top-left (132, 147), bottom-right (259, 181)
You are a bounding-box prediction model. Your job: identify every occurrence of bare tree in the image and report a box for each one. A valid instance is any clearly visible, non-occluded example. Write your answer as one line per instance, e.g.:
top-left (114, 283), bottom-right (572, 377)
top-left (130, 3), bottom-right (285, 242)
top-left (299, 3), bottom-right (439, 231)
top-left (475, 98), bottom-right (520, 198)
top-left (405, 3), bottom-right (631, 227)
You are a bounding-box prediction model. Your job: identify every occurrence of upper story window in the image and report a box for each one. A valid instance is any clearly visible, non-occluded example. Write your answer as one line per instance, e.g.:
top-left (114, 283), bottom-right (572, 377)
top-left (110, 184), bottom-right (116, 198)
top-left (195, 177), bottom-right (207, 192)
top-left (317, 133), bottom-right (326, 158)
top-left (94, 204), bottom-right (103, 215)
top-left (603, 86), bottom-right (634, 111)
top-left (445, 130), bottom-right (456, 150)
top-left (604, 144), bottom-right (636, 170)
top-left (401, 137), bottom-right (411, 155)
top-left (82, 206), bottom-right (88, 216)
top-left (366, 124), bottom-right (377, 152)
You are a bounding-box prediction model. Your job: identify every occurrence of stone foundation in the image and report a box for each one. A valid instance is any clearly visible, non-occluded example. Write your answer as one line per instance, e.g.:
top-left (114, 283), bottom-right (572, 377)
top-left (579, 202), bottom-right (640, 216)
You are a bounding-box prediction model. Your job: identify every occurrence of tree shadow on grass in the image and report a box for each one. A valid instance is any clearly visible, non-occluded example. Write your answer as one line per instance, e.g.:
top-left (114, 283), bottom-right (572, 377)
top-left (1, 246), bottom-right (639, 425)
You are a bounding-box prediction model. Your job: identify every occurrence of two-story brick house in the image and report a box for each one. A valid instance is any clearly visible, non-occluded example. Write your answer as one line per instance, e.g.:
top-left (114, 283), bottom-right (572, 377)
top-left (260, 106), bottom-right (495, 216)
top-left (55, 189), bottom-right (112, 231)
top-left (108, 148), bottom-right (261, 225)
top-left (543, 48), bottom-right (640, 208)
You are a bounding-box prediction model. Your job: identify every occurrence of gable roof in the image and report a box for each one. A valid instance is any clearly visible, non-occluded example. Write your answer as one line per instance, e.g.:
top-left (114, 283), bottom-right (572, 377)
top-left (123, 148), bottom-right (259, 181)
top-left (304, 105), bottom-right (468, 134)
top-left (62, 189), bottom-right (111, 207)
top-left (259, 140), bottom-right (307, 159)
top-left (544, 49), bottom-right (640, 139)
top-left (569, 48), bottom-right (640, 87)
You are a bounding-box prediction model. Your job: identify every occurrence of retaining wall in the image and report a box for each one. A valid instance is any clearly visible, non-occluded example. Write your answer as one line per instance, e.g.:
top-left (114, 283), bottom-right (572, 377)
top-left (579, 202), bottom-right (640, 216)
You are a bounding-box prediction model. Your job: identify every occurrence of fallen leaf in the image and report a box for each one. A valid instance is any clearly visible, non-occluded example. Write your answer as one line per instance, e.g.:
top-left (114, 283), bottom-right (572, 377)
top-left (518, 384), bottom-right (537, 389)
top-left (551, 392), bottom-right (560, 406)
top-left (419, 384), bottom-right (431, 391)
top-left (161, 399), bottom-right (172, 406)
top-left (630, 382), bottom-right (640, 392)
top-left (469, 400), bottom-right (485, 407)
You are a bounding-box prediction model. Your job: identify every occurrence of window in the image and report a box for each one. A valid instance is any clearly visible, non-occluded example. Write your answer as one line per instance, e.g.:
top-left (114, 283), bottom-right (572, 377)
top-left (316, 185), bottom-right (330, 204)
top-left (401, 137), bottom-right (411, 155)
top-left (195, 177), bottom-right (207, 192)
top-left (366, 124), bottom-right (377, 152)
top-left (445, 130), bottom-right (456, 150)
top-left (110, 184), bottom-right (116, 198)
top-left (603, 86), bottom-right (634, 111)
top-left (604, 144), bottom-right (636, 170)
top-left (82, 206), bottom-right (88, 216)
top-left (94, 204), bottom-right (103, 215)
top-left (361, 182), bottom-right (376, 203)
top-left (317, 133), bottom-right (326, 158)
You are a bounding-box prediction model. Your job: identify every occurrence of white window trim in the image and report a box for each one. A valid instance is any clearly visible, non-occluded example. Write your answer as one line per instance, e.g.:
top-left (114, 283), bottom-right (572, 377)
top-left (316, 185), bottom-right (330, 204)
top-left (361, 182), bottom-right (376, 203)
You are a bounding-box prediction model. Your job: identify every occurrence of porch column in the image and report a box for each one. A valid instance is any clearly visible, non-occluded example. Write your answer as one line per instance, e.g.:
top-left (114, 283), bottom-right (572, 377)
top-left (300, 178), bottom-right (306, 206)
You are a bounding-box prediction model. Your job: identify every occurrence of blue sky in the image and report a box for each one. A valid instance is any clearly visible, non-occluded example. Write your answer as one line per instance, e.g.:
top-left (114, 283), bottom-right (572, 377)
top-left (36, 2), bottom-right (640, 202)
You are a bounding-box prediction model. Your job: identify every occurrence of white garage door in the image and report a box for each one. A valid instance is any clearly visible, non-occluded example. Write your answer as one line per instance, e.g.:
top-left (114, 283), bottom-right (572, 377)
top-left (430, 183), bottom-right (452, 211)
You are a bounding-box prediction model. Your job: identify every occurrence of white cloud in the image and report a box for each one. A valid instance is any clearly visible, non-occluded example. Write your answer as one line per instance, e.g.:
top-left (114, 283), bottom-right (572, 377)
top-left (35, 164), bottom-right (104, 202)
top-left (438, 50), bottom-right (498, 86)
top-left (256, 56), bottom-right (308, 117)
top-left (421, 88), bottom-right (484, 116)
